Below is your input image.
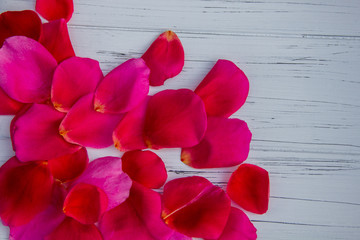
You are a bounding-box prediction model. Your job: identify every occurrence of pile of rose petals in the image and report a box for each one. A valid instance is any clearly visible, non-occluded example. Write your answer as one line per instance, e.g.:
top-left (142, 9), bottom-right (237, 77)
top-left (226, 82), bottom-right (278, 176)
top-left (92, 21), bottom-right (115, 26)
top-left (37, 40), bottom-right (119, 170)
top-left (0, 0), bottom-right (270, 239)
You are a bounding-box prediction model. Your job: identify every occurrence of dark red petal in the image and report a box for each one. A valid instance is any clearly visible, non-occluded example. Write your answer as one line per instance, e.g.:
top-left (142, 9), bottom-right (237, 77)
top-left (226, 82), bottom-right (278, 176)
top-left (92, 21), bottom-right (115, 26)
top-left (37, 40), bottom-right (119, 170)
top-left (63, 183), bottom-right (108, 224)
top-left (0, 87), bottom-right (23, 115)
top-left (162, 176), bottom-right (231, 239)
top-left (12, 104), bottom-right (81, 162)
top-left (227, 164), bottom-right (270, 214)
top-left (45, 217), bottom-right (103, 240)
top-left (0, 36), bottom-right (57, 103)
top-left (0, 10), bottom-right (41, 47)
top-left (99, 182), bottom-right (173, 240)
top-left (48, 147), bottom-right (89, 182)
top-left (122, 150), bottom-right (167, 189)
top-left (0, 157), bottom-right (54, 226)
top-left (113, 96), bottom-right (149, 151)
top-left (144, 89), bottom-right (207, 149)
top-left (35, 0), bottom-right (74, 22)
top-left (52, 57), bottom-right (103, 112)
top-left (181, 117), bottom-right (252, 168)
top-left (94, 58), bottom-right (150, 114)
top-left (39, 19), bottom-right (75, 63)
top-left (142, 31), bottom-right (184, 86)
top-left (195, 59), bottom-right (249, 117)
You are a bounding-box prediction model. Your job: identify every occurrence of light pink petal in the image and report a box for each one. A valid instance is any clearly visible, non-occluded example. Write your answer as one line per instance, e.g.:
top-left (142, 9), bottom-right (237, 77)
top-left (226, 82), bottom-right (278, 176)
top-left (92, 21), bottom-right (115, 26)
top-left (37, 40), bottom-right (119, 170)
top-left (71, 156), bottom-right (132, 210)
top-left (51, 57), bottom-right (103, 112)
top-left (99, 182), bottom-right (173, 240)
top-left (0, 36), bottom-right (57, 103)
top-left (94, 58), bottom-right (150, 114)
top-left (195, 59), bottom-right (249, 118)
top-left (0, 87), bottom-right (23, 115)
top-left (12, 104), bottom-right (81, 162)
top-left (36, 0), bottom-right (74, 22)
top-left (144, 89), bottom-right (207, 149)
top-left (60, 93), bottom-right (124, 148)
top-left (181, 117), bottom-right (252, 168)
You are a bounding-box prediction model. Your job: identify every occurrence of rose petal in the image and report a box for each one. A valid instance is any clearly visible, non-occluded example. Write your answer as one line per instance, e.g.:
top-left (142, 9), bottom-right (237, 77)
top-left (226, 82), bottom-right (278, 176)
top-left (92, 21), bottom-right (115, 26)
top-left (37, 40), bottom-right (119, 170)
top-left (144, 89), bottom-right (207, 149)
top-left (0, 157), bottom-right (54, 226)
top-left (59, 93), bottom-right (124, 148)
top-left (0, 36), bottom-right (57, 103)
top-left (227, 164), bottom-right (270, 214)
top-left (39, 19), bottom-right (75, 63)
top-left (71, 156), bottom-right (132, 210)
top-left (162, 176), bottom-right (231, 239)
top-left (10, 104), bottom-right (32, 151)
top-left (168, 231), bottom-right (193, 240)
top-left (0, 87), bottom-right (23, 115)
top-left (142, 31), bottom-right (184, 86)
top-left (113, 96), bottom-right (149, 151)
top-left (99, 182), bottom-right (173, 240)
top-left (51, 57), bottom-right (103, 112)
top-left (35, 0), bottom-right (74, 22)
top-left (122, 150), bottom-right (167, 189)
top-left (195, 59), bottom-right (249, 117)
top-left (181, 117), bottom-right (252, 168)
top-left (48, 147), bottom-right (89, 182)
top-left (0, 10), bottom-right (41, 47)
top-left (12, 104), bottom-right (80, 162)
top-left (45, 217), bottom-right (103, 240)
top-left (94, 58), bottom-right (149, 114)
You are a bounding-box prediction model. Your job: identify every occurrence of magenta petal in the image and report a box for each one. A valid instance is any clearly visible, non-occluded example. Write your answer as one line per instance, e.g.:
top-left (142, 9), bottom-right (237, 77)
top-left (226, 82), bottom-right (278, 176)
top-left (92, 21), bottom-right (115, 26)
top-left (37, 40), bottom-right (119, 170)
top-left (195, 59), bottom-right (249, 117)
top-left (12, 104), bottom-right (81, 162)
top-left (60, 93), bottom-right (124, 148)
top-left (94, 58), bottom-right (150, 114)
top-left (0, 36), bottom-right (57, 103)
top-left (144, 89), bottom-right (207, 149)
top-left (0, 87), bottom-right (23, 115)
top-left (52, 57), bottom-right (103, 112)
top-left (181, 117), bottom-right (252, 168)
top-left (168, 231), bottom-right (193, 240)
top-left (71, 156), bottom-right (132, 210)
top-left (99, 182), bottom-right (173, 240)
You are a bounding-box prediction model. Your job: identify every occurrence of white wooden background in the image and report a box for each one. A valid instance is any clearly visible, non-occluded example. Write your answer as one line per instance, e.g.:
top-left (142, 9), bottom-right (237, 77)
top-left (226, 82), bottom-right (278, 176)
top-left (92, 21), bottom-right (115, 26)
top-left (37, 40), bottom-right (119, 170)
top-left (1, 0), bottom-right (360, 239)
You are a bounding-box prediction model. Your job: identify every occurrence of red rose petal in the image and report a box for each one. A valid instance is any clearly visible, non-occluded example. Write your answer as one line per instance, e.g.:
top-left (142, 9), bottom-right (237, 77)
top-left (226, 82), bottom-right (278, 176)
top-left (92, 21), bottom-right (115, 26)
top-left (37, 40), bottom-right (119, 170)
top-left (12, 104), bottom-right (81, 162)
top-left (181, 117), bottom-right (252, 168)
top-left (48, 147), bottom-right (89, 182)
top-left (45, 217), bottom-right (103, 240)
top-left (99, 182), bottom-right (173, 240)
top-left (195, 59), bottom-right (249, 117)
top-left (0, 87), bottom-right (23, 115)
top-left (0, 36), bottom-right (57, 103)
top-left (144, 89), bottom-right (207, 149)
top-left (35, 0), bottom-right (74, 22)
top-left (0, 10), bottom-right (41, 47)
top-left (142, 31), bottom-right (184, 86)
top-left (94, 58), bottom-right (149, 114)
top-left (227, 164), bottom-right (270, 214)
top-left (0, 157), bottom-right (54, 227)
top-left (39, 19), bottom-right (75, 63)
top-left (63, 183), bottom-right (108, 224)
top-left (59, 93), bottom-right (124, 148)
top-left (122, 150), bottom-right (167, 189)
top-left (162, 176), bottom-right (231, 239)
top-left (51, 57), bottom-right (103, 112)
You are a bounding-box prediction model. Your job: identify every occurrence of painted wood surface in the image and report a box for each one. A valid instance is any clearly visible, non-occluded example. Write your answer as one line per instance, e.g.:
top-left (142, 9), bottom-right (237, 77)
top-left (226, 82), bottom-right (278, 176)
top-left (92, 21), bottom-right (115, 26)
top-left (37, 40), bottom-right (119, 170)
top-left (1, 0), bottom-right (360, 239)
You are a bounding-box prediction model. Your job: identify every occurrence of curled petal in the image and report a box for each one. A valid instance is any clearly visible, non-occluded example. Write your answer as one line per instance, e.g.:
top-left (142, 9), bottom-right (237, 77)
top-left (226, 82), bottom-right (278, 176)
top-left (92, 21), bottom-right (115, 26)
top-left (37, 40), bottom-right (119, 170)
top-left (162, 176), bottom-right (231, 239)
top-left (0, 87), bottom-right (23, 115)
top-left (181, 117), bottom-right (252, 168)
top-left (142, 31), bottom-right (185, 86)
top-left (227, 164), bottom-right (270, 214)
top-left (94, 58), bottom-right (150, 114)
top-left (12, 104), bottom-right (80, 162)
top-left (0, 36), bottom-right (57, 103)
top-left (60, 94), bottom-right (124, 148)
top-left (39, 19), bottom-right (75, 63)
top-left (122, 150), bottom-right (167, 189)
top-left (144, 89), bottom-right (207, 149)
top-left (72, 156), bottom-right (132, 210)
top-left (36, 0), bottom-right (74, 22)
top-left (52, 57), bottom-right (103, 112)
top-left (195, 59), bottom-right (249, 117)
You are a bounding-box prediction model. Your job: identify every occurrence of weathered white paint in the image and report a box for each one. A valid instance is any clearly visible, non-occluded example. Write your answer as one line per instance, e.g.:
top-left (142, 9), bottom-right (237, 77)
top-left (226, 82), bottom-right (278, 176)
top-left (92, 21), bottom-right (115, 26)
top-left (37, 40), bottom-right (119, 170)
top-left (0, 0), bottom-right (360, 239)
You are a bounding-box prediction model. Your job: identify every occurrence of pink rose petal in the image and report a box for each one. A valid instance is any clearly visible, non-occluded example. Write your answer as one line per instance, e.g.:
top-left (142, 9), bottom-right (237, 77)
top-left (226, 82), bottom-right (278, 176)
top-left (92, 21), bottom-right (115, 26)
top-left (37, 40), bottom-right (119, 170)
top-left (36, 0), bottom-right (74, 22)
top-left (0, 87), bottom-right (23, 115)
